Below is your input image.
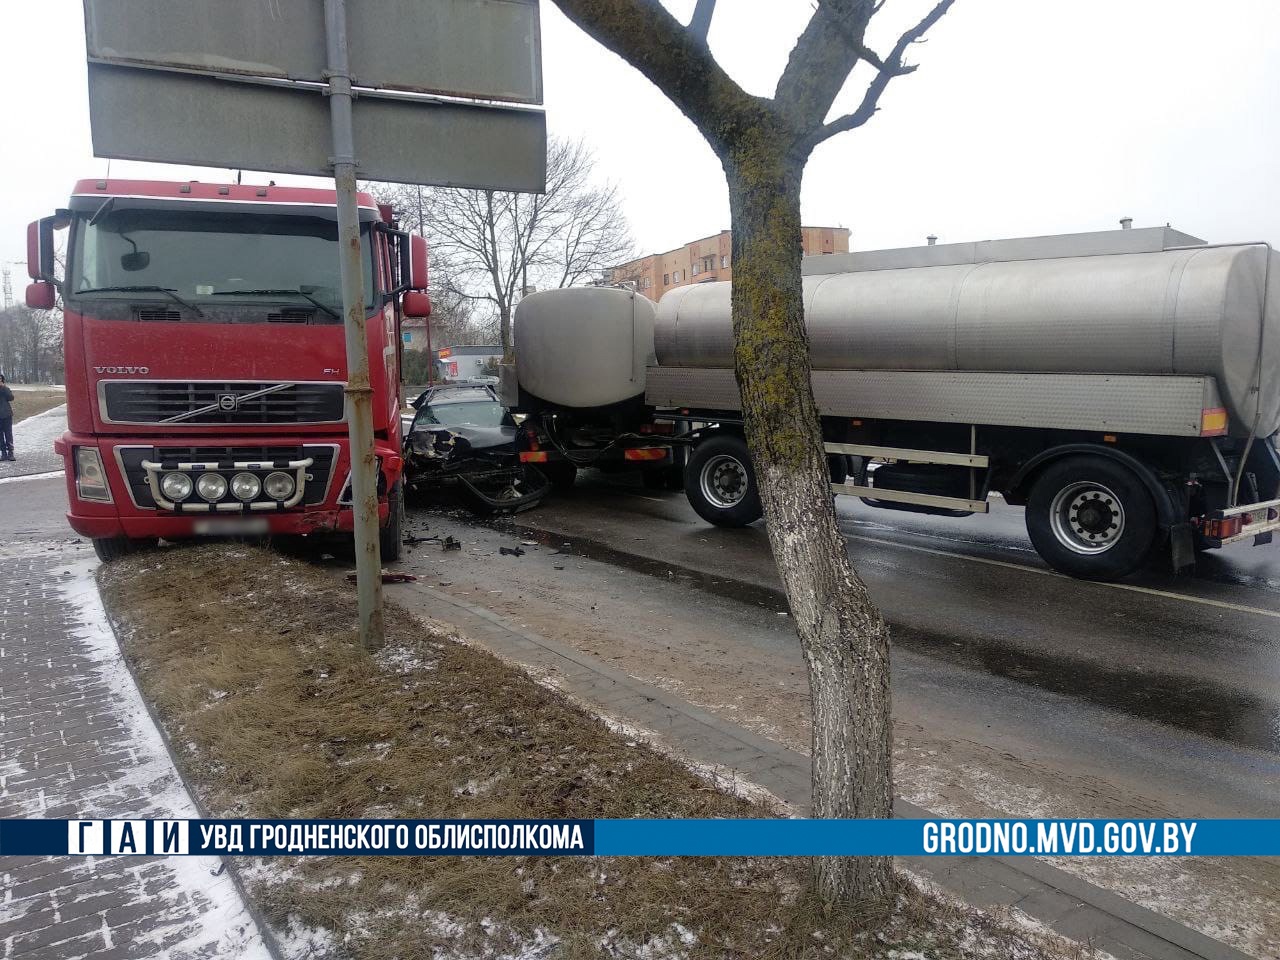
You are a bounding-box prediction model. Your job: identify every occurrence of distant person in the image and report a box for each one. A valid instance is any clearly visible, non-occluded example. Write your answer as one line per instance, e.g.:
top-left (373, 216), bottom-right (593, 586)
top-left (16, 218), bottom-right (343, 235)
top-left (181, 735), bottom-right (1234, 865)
top-left (0, 374), bottom-right (12, 461)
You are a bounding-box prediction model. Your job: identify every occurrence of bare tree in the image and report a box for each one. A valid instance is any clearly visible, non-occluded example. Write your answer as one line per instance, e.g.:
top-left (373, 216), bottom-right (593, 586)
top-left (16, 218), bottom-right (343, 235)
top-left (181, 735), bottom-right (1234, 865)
top-left (377, 137), bottom-right (632, 356)
top-left (546, 0), bottom-right (954, 908)
top-left (0, 305), bottom-right (63, 383)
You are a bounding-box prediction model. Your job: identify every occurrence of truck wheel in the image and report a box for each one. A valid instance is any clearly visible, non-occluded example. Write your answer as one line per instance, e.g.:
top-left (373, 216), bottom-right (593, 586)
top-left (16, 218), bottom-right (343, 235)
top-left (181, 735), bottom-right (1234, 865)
top-left (685, 434), bottom-right (763, 527)
top-left (827, 453), bottom-right (855, 484)
top-left (1025, 456), bottom-right (1156, 581)
top-left (543, 462), bottom-right (577, 494)
top-left (380, 481), bottom-right (404, 563)
top-left (92, 537), bottom-right (136, 563)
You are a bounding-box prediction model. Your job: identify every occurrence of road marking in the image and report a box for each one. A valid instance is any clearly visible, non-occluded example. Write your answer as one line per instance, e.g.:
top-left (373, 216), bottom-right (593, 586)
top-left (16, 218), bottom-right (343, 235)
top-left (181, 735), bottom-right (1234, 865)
top-left (625, 492), bottom-right (668, 503)
top-left (0, 470), bottom-right (65, 485)
top-left (845, 533), bottom-right (1280, 620)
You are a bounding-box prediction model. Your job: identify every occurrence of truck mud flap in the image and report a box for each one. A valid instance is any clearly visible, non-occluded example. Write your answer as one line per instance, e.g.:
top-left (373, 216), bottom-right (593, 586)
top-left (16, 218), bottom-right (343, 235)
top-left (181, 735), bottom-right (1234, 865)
top-left (455, 465), bottom-right (550, 516)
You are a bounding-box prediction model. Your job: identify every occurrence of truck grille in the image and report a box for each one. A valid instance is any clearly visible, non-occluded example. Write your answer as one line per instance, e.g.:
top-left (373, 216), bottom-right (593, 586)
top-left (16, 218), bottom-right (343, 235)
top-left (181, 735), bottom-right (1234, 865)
top-left (117, 445), bottom-right (336, 510)
top-left (102, 381), bottom-right (345, 425)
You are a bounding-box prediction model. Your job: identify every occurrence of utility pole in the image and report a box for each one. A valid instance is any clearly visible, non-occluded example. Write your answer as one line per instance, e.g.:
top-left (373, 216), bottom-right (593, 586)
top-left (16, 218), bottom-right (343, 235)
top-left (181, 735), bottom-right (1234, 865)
top-left (324, 0), bottom-right (384, 650)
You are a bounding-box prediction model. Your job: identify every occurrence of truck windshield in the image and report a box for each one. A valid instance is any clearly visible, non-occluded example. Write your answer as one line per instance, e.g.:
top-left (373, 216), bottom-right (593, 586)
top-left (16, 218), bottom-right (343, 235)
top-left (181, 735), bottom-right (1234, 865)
top-left (69, 208), bottom-right (375, 321)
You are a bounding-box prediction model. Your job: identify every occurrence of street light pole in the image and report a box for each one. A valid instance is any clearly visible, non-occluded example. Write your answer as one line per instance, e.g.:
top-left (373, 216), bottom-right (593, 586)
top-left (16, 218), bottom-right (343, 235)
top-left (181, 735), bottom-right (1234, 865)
top-left (324, 0), bottom-right (384, 650)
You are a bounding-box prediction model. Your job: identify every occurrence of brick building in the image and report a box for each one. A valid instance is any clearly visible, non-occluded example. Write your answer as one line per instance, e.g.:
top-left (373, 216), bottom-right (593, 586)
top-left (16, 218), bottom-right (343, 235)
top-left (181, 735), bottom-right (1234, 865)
top-left (609, 226), bottom-right (850, 300)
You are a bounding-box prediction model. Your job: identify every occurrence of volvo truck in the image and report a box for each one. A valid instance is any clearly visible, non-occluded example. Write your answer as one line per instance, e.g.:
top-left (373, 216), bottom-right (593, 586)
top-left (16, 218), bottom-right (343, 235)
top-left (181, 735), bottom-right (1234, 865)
top-left (25, 178), bottom-right (432, 562)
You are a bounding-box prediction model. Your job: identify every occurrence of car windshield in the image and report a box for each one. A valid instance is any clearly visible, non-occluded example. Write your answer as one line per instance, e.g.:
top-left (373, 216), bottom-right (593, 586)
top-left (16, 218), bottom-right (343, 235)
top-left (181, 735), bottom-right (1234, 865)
top-left (417, 399), bottom-right (504, 429)
top-left (69, 208), bottom-right (374, 321)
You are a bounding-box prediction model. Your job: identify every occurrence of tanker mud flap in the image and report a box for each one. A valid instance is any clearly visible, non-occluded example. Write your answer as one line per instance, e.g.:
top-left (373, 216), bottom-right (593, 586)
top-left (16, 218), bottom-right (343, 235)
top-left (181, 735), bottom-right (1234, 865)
top-left (1169, 522), bottom-right (1196, 572)
top-left (456, 465), bottom-right (550, 516)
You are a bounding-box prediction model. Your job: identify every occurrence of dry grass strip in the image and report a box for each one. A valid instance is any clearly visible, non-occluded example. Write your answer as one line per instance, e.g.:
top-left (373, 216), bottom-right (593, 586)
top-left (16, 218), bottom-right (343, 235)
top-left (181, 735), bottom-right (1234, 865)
top-left (99, 544), bottom-right (1089, 960)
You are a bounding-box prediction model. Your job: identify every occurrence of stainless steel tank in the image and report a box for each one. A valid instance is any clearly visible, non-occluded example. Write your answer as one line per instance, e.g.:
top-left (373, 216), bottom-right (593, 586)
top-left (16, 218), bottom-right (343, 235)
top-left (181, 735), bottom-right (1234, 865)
top-left (655, 242), bottom-right (1280, 437)
top-left (515, 286), bottom-right (657, 409)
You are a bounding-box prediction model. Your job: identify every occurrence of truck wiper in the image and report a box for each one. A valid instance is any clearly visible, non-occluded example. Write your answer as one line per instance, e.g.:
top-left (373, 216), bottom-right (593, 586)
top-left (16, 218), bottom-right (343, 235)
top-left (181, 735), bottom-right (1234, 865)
top-left (75, 285), bottom-right (205, 317)
top-left (210, 288), bottom-right (341, 321)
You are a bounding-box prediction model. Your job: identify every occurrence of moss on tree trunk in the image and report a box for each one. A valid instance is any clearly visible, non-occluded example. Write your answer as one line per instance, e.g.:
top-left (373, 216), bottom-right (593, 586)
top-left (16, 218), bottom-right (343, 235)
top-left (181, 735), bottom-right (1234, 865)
top-left (727, 141), bottom-right (894, 906)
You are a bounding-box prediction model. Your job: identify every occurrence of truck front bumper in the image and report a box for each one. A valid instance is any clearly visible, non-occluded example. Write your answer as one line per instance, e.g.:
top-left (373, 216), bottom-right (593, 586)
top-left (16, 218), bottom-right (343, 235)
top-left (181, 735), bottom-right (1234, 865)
top-left (56, 432), bottom-right (395, 542)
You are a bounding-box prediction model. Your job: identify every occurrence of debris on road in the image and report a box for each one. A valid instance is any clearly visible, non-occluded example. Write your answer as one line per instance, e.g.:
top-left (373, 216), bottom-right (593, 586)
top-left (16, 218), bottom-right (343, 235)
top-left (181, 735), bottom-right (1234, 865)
top-left (442, 536), bottom-right (462, 552)
top-left (346, 570), bottom-right (419, 584)
top-left (500, 546), bottom-right (526, 557)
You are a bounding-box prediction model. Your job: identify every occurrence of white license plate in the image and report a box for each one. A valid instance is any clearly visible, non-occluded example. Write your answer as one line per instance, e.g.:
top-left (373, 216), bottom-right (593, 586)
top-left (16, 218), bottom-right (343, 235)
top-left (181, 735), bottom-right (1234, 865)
top-left (192, 517), bottom-right (271, 536)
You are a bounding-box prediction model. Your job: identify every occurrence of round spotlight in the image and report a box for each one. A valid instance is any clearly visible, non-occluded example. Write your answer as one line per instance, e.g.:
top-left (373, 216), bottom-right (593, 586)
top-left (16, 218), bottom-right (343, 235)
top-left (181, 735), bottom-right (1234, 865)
top-left (160, 471), bottom-right (193, 502)
top-left (263, 471), bottom-right (295, 502)
top-left (196, 472), bottom-right (228, 502)
top-left (230, 472), bottom-right (261, 502)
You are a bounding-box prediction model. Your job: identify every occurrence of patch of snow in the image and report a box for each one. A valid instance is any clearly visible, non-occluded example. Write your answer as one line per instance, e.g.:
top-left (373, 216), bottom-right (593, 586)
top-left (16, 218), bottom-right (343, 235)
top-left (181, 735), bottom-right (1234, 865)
top-left (58, 560), bottom-right (273, 959)
top-left (278, 913), bottom-right (340, 960)
top-left (375, 643), bottom-right (440, 673)
top-left (0, 468), bottom-right (65, 485)
top-left (13, 402), bottom-right (69, 451)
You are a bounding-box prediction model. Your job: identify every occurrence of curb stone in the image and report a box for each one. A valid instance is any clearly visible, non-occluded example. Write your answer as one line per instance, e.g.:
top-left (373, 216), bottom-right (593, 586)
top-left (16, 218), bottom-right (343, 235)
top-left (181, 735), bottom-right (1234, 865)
top-left (400, 579), bottom-right (1255, 960)
top-left (100, 592), bottom-right (287, 960)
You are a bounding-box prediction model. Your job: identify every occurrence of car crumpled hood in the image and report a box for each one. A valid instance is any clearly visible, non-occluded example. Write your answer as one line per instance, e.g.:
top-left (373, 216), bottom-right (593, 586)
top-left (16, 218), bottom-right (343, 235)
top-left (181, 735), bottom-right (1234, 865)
top-left (412, 423), bottom-right (515, 454)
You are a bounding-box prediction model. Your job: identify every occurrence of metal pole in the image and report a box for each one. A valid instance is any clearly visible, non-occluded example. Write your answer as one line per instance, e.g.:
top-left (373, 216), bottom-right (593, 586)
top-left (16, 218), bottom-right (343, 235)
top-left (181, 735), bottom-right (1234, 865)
top-left (324, 0), bottom-right (384, 650)
top-left (417, 184), bottom-right (433, 386)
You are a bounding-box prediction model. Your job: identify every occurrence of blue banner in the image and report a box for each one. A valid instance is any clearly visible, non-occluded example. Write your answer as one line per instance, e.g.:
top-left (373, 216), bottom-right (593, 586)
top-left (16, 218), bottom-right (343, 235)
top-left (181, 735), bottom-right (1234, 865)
top-left (2, 818), bottom-right (1277, 858)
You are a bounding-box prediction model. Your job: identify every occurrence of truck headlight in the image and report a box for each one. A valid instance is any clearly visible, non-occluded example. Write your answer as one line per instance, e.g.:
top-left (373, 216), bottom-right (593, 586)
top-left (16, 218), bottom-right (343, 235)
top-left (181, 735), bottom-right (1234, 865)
top-left (230, 472), bottom-right (261, 502)
top-left (196, 472), bottom-right (228, 502)
top-left (263, 471), bottom-right (295, 501)
top-left (160, 472), bottom-right (193, 502)
top-left (74, 447), bottom-right (113, 503)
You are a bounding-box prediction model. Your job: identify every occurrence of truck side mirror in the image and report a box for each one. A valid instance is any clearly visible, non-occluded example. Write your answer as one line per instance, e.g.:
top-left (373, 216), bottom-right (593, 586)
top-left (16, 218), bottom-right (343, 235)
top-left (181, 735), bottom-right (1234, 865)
top-left (409, 234), bottom-right (429, 291)
top-left (26, 281), bottom-right (56, 310)
top-left (27, 214), bottom-right (66, 284)
top-left (402, 290), bottom-right (432, 319)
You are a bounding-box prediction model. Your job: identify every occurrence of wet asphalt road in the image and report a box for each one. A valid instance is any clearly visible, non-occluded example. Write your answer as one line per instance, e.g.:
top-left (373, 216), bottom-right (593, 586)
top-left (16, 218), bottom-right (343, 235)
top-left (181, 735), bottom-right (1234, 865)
top-left (507, 471), bottom-right (1280, 763)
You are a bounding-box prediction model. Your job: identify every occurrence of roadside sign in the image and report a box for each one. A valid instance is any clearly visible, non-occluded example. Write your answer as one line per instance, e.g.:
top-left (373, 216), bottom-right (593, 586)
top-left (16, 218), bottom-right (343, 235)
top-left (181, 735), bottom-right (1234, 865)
top-left (87, 63), bottom-right (546, 192)
top-left (83, 0), bottom-right (543, 104)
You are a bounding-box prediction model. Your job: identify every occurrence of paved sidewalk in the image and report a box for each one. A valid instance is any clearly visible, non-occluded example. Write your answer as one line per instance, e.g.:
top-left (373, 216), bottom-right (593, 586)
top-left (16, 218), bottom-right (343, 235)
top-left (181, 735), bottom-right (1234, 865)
top-left (0, 406), bottom-right (68, 482)
top-left (0, 511), bottom-right (271, 958)
top-left (399, 578), bottom-right (1256, 960)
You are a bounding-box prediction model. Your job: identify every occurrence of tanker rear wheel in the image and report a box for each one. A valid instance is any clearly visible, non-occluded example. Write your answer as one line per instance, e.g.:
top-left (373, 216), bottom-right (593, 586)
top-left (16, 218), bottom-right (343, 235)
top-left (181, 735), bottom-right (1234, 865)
top-left (685, 435), bottom-right (763, 527)
top-left (1025, 455), bottom-right (1156, 581)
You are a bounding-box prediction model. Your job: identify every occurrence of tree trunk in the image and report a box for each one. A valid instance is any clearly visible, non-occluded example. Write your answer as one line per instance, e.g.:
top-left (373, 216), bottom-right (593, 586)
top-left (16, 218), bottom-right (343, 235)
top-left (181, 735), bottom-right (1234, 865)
top-left (725, 141), bottom-right (895, 908)
top-left (499, 304), bottom-right (513, 361)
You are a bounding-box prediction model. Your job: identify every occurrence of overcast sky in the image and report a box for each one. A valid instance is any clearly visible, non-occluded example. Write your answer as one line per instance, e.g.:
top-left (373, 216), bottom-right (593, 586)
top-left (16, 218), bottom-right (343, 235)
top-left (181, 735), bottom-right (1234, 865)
top-left (3, 0), bottom-right (1279, 284)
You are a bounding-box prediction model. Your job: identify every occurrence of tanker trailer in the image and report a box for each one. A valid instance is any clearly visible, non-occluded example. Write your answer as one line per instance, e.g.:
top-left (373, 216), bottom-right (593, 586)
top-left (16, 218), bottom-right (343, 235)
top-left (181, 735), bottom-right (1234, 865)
top-left (503, 287), bottom-right (681, 490)
top-left (504, 226), bottom-right (1280, 581)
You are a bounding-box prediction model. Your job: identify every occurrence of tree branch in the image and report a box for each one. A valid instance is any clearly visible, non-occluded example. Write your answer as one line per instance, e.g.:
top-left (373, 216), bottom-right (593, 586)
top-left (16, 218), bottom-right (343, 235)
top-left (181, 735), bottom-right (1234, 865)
top-left (687, 0), bottom-right (716, 44)
top-left (775, 0), bottom-right (876, 126)
top-left (548, 0), bottom-right (756, 154)
top-left (804, 0), bottom-right (953, 149)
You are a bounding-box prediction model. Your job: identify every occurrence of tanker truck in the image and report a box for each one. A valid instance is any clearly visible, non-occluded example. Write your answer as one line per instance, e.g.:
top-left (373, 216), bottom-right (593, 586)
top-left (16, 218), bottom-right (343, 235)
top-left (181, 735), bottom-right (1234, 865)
top-left (501, 225), bottom-right (1280, 581)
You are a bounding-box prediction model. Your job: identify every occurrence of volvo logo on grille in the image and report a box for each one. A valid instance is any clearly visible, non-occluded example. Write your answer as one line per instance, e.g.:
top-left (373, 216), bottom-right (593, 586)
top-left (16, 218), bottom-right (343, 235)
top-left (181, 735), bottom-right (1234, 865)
top-left (217, 393), bottom-right (239, 411)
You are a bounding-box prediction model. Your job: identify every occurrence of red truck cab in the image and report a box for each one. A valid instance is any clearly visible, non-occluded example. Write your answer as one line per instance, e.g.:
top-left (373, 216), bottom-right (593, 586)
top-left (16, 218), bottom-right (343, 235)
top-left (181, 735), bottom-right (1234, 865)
top-left (26, 179), bottom-right (430, 562)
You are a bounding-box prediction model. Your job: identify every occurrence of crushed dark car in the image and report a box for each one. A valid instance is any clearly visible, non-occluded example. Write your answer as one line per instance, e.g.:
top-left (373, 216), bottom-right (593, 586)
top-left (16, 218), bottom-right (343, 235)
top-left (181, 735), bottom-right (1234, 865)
top-left (402, 384), bottom-right (549, 514)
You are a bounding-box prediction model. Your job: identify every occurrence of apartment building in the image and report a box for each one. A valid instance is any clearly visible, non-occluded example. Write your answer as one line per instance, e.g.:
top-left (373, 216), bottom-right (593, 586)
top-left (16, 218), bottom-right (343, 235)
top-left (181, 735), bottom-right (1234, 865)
top-left (609, 226), bottom-right (850, 299)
